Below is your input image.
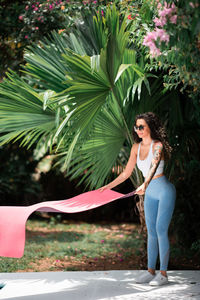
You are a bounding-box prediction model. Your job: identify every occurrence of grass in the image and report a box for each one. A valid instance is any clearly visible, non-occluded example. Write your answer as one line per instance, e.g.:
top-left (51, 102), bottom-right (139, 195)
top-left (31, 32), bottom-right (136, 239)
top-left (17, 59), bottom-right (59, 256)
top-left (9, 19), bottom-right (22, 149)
top-left (0, 218), bottom-right (144, 272)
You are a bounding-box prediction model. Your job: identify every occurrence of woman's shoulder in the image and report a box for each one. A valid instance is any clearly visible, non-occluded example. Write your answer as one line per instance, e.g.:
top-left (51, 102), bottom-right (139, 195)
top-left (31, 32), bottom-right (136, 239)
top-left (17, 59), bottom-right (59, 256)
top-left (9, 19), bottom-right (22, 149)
top-left (153, 140), bottom-right (163, 151)
top-left (131, 143), bottom-right (140, 155)
top-left (153, 140), bottom-right (163, 146)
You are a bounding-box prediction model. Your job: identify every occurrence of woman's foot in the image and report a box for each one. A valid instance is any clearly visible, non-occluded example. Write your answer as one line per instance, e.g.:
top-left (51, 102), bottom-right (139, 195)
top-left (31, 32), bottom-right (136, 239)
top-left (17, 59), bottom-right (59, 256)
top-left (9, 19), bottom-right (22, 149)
top-left (149, 272), bottom-right (168, 286)
top-left (135, 270), bottom-right (156, 284)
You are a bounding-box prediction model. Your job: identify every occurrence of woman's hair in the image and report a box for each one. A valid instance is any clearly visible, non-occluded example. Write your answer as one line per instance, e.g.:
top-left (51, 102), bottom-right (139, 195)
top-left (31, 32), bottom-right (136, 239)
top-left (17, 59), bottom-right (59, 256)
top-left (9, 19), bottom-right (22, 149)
top-left (133, 112), bottom-right (172, 160)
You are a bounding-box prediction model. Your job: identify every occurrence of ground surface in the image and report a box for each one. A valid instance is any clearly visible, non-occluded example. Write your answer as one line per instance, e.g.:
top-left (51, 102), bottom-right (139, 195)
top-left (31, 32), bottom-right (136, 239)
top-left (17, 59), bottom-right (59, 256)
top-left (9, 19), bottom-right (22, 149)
top-left (1, 270), bottom-right (200, 299)
top-left (1, 219), bottom-right (197, 273)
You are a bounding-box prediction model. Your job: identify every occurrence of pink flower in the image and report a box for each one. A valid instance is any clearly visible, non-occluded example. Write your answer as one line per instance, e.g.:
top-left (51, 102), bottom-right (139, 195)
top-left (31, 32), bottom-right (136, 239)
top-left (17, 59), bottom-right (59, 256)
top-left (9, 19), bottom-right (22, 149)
top-left (143, 31), bottom-right (157, 45)
top-left (171, 3), bottom-right (177, 13)
top-left (32, 4), bottom-right (35, 8)
top-left (25, 5), bottom-right (29, 10)
top-left (159, 7), bottom-right (173, 17)
top-left (158, 1), bottom-right (176, 18)
top-left (49, 4), bottom-right (54, 9)
top-left (170, 15), bottom-right (177, 24)
top-left (155, 28), bottom-right (170, 43)
top-left (93, 0), bottom-right (97, 3)
top-left (35, 27), bottom-right (39, 30)
top-left (150, 45), bottom-right (161, 57)
top-left (157, 3), bottom-right (162, 9)
top-left (127, 14), bottom-right (132, 20)
top-left (101, 239), bottom-right (105, 243)
top-left (189, 2), bottom-right (195, 8)
top-left (101, 10), bottom-right (104, 16)
top-left (18, 15), bottom-right (23, 20)
top-left (143, 27), bottom-right (169, 58)
top-left (25, 35), bottom-right (28, 39)
top-left (153, 16), bottom-right (167, 27)
top-left (34, 7), bottom-right (39, 11)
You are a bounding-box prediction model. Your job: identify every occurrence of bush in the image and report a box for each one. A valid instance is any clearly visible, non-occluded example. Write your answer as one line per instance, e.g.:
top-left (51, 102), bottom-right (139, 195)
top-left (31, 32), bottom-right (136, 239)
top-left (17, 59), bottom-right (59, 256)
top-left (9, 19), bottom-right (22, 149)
top-left (0, 143), bottom-right (41, 206)
top-left (0, 0), bottom-right (107, 78)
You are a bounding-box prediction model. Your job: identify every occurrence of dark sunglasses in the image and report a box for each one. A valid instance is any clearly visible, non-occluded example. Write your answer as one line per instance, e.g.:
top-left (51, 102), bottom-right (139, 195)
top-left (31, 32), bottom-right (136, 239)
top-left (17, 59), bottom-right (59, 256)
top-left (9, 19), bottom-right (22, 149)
top-left (134, 125), bottom-right (145, 131)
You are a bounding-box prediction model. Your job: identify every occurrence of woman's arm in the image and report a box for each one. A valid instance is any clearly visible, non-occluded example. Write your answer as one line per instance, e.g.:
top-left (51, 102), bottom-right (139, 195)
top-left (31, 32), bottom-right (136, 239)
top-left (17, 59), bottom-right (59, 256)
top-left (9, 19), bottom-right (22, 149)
top-left (136, 142), bottom-right (163, 195)
top-left (99, 144), bottom-right (137, 191)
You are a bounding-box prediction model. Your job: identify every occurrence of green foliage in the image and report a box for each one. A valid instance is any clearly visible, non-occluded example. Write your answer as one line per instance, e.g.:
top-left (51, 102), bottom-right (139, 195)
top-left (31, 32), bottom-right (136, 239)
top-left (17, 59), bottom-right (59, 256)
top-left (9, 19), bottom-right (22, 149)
top-left (0, 5), bottom-right (150, 190)
top-left (171, 162), bottom-right (200, 250)
top-left (0, 144), bottom-right (41, 205)
top-left (0, 1), bottom-right (26, 77)
top-left (0, 70), bottom-right (56, 149)
top-left (130, 0), bottom-right (200, 97)
top-left (0, 0), bottom-right (107, 78)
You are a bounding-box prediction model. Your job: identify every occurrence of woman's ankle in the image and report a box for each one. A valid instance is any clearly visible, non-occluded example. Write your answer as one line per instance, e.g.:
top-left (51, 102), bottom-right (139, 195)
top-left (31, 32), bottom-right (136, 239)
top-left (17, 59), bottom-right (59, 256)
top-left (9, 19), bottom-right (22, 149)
top-left (148, 268), bottom-right (155, 275)
top-left (160, 270), bottom-right (167, 277)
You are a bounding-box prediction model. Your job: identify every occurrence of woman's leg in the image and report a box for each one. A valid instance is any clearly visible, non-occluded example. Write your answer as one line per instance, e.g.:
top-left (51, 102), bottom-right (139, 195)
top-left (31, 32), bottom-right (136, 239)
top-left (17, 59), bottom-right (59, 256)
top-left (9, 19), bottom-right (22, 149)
top-left (144, 192), bottom-right (159, 272)
top-left (156, 181), bottom-right (176, 272)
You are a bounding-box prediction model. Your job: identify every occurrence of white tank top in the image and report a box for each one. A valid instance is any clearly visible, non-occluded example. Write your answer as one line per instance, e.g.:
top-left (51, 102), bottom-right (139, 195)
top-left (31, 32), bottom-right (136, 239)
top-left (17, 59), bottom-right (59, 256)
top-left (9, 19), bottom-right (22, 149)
top-left (137, 141), bottom-right (164, 178)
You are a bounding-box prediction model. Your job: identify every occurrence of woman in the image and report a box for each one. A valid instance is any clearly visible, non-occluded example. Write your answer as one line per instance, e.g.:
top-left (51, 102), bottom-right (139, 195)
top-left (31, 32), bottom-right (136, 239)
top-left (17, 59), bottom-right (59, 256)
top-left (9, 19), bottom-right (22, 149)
top-left (99, 112), bottom-right (176, 286)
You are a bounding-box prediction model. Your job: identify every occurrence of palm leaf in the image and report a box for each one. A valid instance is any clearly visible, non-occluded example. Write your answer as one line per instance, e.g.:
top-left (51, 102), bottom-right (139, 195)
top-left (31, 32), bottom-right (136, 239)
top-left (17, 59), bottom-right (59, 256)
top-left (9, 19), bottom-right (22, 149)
top-left (0, 71), bottom-right (56, 149)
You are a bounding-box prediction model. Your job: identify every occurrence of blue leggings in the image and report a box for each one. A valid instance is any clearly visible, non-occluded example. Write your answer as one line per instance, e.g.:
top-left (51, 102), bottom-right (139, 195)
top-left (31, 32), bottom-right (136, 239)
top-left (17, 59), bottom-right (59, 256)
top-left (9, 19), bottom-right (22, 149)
top-left (144, 175), bottom-right (176, 271)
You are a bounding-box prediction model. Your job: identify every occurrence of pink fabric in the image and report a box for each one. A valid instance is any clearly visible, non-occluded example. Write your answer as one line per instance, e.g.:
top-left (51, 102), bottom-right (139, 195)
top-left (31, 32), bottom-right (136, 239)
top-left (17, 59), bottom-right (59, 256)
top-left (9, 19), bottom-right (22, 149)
top-left (0, 189), bottom-right (135, 258)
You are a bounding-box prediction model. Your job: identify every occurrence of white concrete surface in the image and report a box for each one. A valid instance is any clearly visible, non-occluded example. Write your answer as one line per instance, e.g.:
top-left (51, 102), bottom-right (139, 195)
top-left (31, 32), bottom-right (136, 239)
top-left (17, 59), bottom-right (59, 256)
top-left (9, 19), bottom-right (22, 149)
top-left (0, 270), bottom-right (200, 299)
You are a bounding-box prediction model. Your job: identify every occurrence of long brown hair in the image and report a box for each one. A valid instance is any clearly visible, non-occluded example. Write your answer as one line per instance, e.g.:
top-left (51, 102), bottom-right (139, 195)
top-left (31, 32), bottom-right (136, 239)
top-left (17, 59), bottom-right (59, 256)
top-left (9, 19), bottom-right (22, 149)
top-left (133, 112), bottom-right (172, 160)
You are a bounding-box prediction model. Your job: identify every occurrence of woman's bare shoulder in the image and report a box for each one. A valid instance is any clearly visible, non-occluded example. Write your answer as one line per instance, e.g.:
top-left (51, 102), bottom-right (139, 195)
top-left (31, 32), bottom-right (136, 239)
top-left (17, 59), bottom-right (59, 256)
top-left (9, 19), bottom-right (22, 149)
top-left (131, 143), bottom-right (140, 155)
top-left (153, 140), bottom-right (163, 148)
top-left (153, 141), bottom-right (163, 154)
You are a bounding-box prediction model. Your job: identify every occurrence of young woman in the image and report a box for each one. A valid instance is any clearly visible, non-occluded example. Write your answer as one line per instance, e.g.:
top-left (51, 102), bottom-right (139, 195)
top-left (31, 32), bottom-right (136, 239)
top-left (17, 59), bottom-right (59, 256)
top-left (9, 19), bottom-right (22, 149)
top-left (99, 112), bottom-right (176, 286)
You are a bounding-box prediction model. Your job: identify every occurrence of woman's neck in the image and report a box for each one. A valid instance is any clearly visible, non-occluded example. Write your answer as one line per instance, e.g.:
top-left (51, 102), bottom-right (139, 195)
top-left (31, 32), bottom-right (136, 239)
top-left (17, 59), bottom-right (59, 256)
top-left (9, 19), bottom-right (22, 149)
top-left (141, 137), bottom-right (152, 146)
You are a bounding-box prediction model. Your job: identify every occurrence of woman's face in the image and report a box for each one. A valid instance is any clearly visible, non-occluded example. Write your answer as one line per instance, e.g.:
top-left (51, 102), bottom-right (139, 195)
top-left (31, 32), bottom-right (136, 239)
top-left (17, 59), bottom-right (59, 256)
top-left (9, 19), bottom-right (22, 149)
top-left (135, 118), bottom-right (151, 139)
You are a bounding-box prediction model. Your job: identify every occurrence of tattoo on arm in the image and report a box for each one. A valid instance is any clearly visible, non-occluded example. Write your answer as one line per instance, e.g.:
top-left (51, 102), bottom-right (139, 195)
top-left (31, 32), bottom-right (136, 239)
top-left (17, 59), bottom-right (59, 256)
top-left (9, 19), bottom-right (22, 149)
top-left (145, 144), bottom-right (163, 186)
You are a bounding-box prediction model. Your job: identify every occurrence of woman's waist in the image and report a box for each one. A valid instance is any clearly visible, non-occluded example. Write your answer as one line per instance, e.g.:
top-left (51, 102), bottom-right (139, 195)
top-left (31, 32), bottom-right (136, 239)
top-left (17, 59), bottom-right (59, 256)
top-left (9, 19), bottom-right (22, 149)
top-left (151, 173), bottom-right (164, 180)
top-left (144, 173), bottom-right (165, 182)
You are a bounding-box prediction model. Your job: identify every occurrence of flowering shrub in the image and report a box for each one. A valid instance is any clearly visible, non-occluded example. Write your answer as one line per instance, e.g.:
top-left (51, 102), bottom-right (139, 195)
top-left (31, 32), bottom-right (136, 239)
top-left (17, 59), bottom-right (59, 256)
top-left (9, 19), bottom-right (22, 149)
top-left (18, 1), bottom-right (75, 42)
top-left (141, 0), bottom-right (200, 96)
top-left (0, 0), bottom-right (107, 78)
top-left (122, 0), bottom-right (200, 97)
top-left (143, 2), bottom-right (177, 57)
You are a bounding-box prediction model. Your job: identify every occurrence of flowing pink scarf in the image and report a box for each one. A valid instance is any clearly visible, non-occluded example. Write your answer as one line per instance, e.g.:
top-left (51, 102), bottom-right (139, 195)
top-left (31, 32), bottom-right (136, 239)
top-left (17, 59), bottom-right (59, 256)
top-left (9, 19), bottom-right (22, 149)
top-left (0, 189), bottom-right (135, 258)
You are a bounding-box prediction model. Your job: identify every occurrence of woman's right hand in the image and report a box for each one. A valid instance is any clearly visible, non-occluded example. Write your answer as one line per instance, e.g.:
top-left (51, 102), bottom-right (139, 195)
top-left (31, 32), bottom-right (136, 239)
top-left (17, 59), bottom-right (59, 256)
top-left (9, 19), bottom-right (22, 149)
top-left (98, 184), bottom-right (112, 192)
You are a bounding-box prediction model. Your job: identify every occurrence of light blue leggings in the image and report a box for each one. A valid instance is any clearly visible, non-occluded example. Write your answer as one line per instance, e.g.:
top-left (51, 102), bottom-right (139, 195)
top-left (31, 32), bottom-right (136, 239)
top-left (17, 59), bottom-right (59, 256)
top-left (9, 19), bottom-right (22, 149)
top-left (144, 175), bottom-right (176, 271)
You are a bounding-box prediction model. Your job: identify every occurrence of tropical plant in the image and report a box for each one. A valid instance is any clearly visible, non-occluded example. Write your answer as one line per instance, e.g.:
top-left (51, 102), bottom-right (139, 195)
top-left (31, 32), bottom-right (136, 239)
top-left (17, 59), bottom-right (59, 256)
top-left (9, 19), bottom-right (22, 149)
top-left (1, 4), bottom-right (199, 244)
top-left (0, 5), bottom-right (151, 230)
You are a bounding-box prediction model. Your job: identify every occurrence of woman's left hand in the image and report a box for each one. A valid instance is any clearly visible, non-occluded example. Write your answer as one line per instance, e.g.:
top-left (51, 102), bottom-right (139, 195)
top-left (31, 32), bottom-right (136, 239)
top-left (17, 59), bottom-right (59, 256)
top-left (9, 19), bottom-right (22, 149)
top-left (135, 183), bottom-right (147, 195)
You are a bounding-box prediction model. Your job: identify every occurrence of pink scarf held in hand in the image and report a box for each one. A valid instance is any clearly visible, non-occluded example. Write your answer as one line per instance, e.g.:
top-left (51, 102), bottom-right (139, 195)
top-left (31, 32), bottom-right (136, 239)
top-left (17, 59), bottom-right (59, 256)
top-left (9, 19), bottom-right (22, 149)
top-left (0, 189), bottom-right (135, 258)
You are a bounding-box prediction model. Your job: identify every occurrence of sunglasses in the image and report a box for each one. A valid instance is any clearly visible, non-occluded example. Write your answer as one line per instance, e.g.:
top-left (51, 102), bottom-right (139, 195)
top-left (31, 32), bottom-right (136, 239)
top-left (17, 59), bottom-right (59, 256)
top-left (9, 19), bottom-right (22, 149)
top-left (134, 125), bottom-right (146, 131)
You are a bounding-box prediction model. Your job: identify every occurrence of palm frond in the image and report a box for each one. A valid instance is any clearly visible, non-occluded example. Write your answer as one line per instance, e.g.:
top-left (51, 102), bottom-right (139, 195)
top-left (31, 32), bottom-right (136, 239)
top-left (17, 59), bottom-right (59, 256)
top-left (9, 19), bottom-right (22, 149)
top-left (0, 71), bottom-right (56, 149)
